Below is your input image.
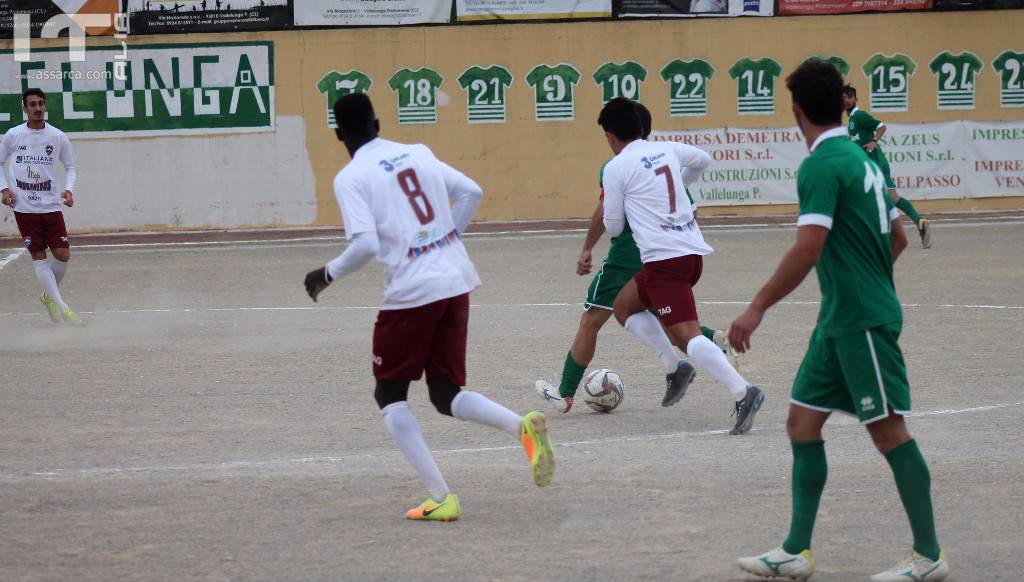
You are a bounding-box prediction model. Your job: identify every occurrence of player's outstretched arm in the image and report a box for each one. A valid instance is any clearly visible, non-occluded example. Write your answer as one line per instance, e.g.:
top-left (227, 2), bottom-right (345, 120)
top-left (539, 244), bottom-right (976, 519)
top-left (0, 133), bottom-right (13, 197)
top-left (672, 143), bottom-right (712, 186)
top-left (577, 203), bottom-right (605, 276)
top-left (448, 173), bottom-right (483, 233)
top-left (729, 225), bottom-right (828, 352)
top-left (601, 169), bottom-right (626, 238)
top-left (60, 133), bottom-right (77, 194)
top-left (304, 231), bottom-right (379, 302)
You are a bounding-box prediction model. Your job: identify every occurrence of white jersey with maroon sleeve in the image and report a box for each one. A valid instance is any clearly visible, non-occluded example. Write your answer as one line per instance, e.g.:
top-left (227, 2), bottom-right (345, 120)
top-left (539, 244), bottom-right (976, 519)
top-left (333, 138), bottom-right (481, 310)
top-left (0, 122), bottom-right (76, 214)
top-left (602, 139), bottom-right (713, 263)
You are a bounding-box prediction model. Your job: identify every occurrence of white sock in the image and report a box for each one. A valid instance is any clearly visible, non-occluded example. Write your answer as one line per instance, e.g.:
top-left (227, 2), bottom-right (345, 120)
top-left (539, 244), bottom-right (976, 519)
top-left (687, 335), bottom-right (749, 399)
top-left (33, 260), bottom-right (68, 310)
top-left (451, 391), bottom-right (522, 436)
top-left (381, 401), bottom-right (449, 502)
top-left (49, 257), bottom-right (67, 286)
top-left (624, 311), bottom-right (679, 373)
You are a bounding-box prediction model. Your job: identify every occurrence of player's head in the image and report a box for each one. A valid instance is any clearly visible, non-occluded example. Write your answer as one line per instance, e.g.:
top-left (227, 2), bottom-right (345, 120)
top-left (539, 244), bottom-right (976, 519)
top-left (333, 92), bottom-right (379, 154)
top-left (842, 84), bottom-right (858, 111)
top-left (635, 101), bottom-right (652, 140)
top-left (786, 60), bottom-right (844, 136)
top-left (22, 88), bottom-right (46, 122)
top-left (598, 97), bottom-right (643, 153)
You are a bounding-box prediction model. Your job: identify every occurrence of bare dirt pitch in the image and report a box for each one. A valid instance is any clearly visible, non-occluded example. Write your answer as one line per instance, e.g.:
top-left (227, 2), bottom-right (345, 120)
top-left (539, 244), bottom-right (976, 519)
top-left (1, 216), bottom-right (1022, 581)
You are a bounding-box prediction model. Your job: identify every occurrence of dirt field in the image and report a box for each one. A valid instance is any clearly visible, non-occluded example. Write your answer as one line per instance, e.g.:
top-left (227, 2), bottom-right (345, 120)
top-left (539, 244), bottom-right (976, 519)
top-left (1, 215), bottom-right (1022, 581)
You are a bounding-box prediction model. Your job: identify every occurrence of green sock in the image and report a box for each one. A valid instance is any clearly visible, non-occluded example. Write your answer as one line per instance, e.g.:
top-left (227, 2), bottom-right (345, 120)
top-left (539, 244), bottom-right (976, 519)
top-left (885, 439), bottom-right (941, 561)
top-left (782, 440), bottom-right (827, 555)
top-left (700, 326), bottom-right (717, 342)
top-left (895, 197), bottom-right (922, 224)
top-left (558, 351), bottom-right (587, 398)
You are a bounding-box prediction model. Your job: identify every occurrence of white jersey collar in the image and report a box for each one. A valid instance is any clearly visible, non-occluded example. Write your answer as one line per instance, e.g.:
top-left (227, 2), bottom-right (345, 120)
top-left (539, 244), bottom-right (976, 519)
top-left (619, 138), bottom-right (645, 155)
top-left (810, 127), bottom-right (849, 152)
top-left (352, 137), bottom-right (385, 160)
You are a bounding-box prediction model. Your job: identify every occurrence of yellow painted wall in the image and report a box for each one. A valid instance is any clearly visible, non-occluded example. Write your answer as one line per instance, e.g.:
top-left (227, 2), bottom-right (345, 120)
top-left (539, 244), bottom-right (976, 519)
top-left (12, 10), bottom-right (1024, 226)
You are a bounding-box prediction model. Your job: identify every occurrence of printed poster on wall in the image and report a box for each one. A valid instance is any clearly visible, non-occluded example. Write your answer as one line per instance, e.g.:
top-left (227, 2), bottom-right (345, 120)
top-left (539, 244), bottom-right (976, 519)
top-left (316, 69), bottom-right (371, 127)
top-left (992, 49), bottom-right (1024, 108)
top-left (650, 121), bottom-right (1024, 206)
top-left (862, 53), bottom-right (917, 112)
top-left (1, 42), bottom-right (274, 137)
top-left (615, 0), bottom-right (772, 16)
top-left (457, 0), bottom-right (610, 20)
top-left (128, 0), bottom-right (293, 34)
top-left (295, 0), bottom-right (451, 26)
top-left (778, 0), bottom-right (931, 15)
top-left (0, 0), bottom-right (119, 38)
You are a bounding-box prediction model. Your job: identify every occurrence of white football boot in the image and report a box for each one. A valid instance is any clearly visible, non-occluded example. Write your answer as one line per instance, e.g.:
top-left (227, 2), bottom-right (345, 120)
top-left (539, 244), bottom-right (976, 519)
top-left (534, 379), bottom-right (572, 413)
top-left (737, 547), bottom-right (815, 580)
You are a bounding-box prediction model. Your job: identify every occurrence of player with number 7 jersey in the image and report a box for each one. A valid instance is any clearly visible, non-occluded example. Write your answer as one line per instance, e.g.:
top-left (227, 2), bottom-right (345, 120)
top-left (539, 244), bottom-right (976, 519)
top-left (302, 93), bottom-right (555, 523)
top-left (599, 97), bottom-right (764, 435)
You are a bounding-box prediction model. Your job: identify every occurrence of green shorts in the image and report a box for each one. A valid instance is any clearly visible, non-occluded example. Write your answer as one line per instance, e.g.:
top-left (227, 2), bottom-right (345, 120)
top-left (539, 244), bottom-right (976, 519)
top-left (585, 259), bottom-right (640, 311)
top-left (792, 323), bottom-right (910, 424)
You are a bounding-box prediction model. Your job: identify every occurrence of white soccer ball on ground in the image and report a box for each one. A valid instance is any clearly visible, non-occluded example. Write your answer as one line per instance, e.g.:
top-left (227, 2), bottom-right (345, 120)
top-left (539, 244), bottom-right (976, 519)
top-left (581, 369), bottom-right (624, 413)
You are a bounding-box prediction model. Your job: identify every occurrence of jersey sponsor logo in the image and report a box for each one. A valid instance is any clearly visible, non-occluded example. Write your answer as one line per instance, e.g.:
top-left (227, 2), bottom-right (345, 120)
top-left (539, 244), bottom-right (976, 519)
top-left (15, 156), bottom-right (22, 163)
top-left (378, 153), bottom-right (411, 173)
top-left (16, 145), bottom-right (26, 151)
top-left (641, 153), bottom-right (666, 169)
top-left (16, 179), bottom-right (52, 192)
top-left (657, 306), bottom-right (672, 316)
top-left (660, 218), bottom-right (697, 232)
top-left (860, 396), bottom-right (876, 412)
top-left (407, 229), bottom-right (461, 259)
top-left (17, 155), bottom-right (55, 166)
top-left (372, 354), bottom-right (383, 366)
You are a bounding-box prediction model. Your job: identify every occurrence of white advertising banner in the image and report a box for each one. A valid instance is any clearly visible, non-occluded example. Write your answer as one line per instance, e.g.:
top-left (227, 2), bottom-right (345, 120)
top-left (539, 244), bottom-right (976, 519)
top-left (651, 120), bottom-right (1024, 206)
top-left (294, 0), bottom-right (452, 26)
top-left (617, 0), bottom-right (772, 17)
top-left (963, 121), bottom-right (1024, 196)
top-left (456, 0), bottom-right (611, 20)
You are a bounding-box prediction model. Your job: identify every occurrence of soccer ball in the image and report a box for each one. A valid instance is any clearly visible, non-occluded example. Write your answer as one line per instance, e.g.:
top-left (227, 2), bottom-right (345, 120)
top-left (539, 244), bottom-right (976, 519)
top-left (581, 369), bottom-right (624, 413)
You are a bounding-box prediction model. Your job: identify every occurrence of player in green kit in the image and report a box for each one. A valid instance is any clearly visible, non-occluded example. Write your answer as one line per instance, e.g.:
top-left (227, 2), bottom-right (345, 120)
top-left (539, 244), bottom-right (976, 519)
top-left (843, 85), bottom-right (931, 248)
top-left (730, 60), bottom-right (948, 581)
top-left (535, 102), bottom-right (736, 413)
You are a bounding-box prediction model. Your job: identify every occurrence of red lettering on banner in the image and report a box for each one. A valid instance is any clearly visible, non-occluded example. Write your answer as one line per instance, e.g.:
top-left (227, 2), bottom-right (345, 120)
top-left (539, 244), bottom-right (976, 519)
top-left (995, 176), bottom-right (1024, 188)
top-left (976, 160), bottom-right (1024, 172)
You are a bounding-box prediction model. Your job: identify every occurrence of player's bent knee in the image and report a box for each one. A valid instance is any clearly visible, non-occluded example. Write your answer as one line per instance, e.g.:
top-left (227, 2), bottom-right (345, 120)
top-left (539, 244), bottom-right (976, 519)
top-left (374, 379), bottom-right (411, 410)
top-left (426, 374), bottom-right (462, 416)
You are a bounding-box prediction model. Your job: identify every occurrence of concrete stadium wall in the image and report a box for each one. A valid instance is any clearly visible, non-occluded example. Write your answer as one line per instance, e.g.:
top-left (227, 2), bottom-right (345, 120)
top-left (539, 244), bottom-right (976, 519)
top-left (1, 10), bottom-right (1022, 235)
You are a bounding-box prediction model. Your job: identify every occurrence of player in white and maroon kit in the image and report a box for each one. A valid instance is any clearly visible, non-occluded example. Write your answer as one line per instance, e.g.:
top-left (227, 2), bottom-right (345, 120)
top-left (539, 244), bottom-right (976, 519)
top-left (303, 93), bottom-right (554, 522)
top-left (598, 97), bottom-right (764, 435)
top-left (1, 89), bottom-right (82, 326)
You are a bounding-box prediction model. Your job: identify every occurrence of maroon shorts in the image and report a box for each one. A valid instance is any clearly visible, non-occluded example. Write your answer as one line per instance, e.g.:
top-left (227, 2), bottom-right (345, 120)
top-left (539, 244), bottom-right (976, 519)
top-left (634, 255), bottom-right (703, 326)
top-left (372, 293), bottom-right (469, 386)
top-left (14, 211), bottom-right (69, 253)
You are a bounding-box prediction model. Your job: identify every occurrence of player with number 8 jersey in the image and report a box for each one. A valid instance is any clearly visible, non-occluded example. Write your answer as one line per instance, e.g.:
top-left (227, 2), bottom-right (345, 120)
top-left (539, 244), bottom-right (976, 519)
top-left (302, 93), bottom-right (555, 523)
